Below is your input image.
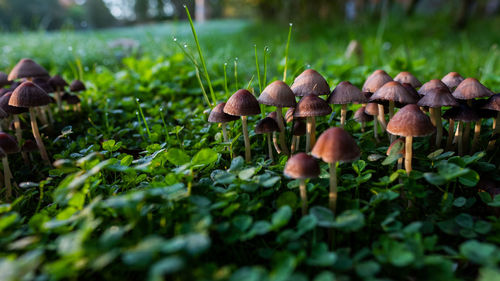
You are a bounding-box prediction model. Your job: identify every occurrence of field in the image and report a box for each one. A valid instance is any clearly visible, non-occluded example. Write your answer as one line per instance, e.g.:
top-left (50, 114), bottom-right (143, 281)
top-left (1, 14), bottom-right (500, 281)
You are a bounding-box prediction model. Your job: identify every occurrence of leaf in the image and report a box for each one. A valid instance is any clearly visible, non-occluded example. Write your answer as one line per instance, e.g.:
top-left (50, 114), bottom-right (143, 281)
top-left (427, 149), bottom-right (444, 159)
top-left (276, 191), bottom-right (298, 209)
top-left (352, 160), bottom-right (366, 174)
top-left (238, 167), bottom-right (256, 180)
top-left (271, 206), bottom-right (292, 230)
top-left (148, 256), bottom-right (184, 281)
top-left (191, 148), bottom-right (218, 166)
top-left (310, 206), bottom-right (335, 228)
top-left (488, 195), bottom-right (500, 207)
top-left (460, 240), bottom-right (498, 265)
top-left (307, 243), bottom-right (337, 266)
top-left (424, 173), bottom-right (447, 186)
top-left (165, 148), bottom-right (190, 166)
top-left (455, 213), bottom-right (473, 229)
top-left (355, 261), bottom-right (380, 278)
top-left (297, 215), bottom-right (317, 234)
top-left (453, 197), bottom-right (467, 207)
top-left (331, 210), bottom-right (365, 232)
top-left (458, 170), bottom-right (479, 187)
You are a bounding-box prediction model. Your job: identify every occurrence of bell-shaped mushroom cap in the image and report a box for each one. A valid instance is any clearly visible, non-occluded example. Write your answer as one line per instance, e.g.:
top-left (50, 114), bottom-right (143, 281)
top-left (442, 104), bottom-right (479, 122)
top-left (353, 106), bottom-right (373, 123)
top-left (386, 138), bottom-right (405, 156)
top-left (208, 102), bottom-right (239, 123)
top-left (284, 152), bottom-right (320, 179)
top-left (9, 81), bottom-right (52, 108)
top-left (452, 78), bottom-right (494, 100)
top-left (49, 75), bottom-right (68, 88)
top-left (417, 87), bottom-right (459, 108)
top-left (401, 83), bottom-right (421, 99)
top-left (255, 117), bottom-right (279, 134)
top-left (34, 77), bottom-right (54, 94)
top-left (362, 70), bottom-right (392, 93)
top-left (22, 139), bottom-right (38, 153)
top-left (327, 81), bottom-right (367, 104)
top-left (8, 59), bottom-right (49, 81)
top-left (0, 72), bottom-right (10, 88)
top-left (386, 104), bottom-right (435, 137)
top-left (66, 94), bottom-right (81, 105)
top-left (482, 94), bottom-right (500, 112)
top-left (70, 80), bottom-right (86, 92)
top-left (0, 132), bottom-right (19, 154)
top-left (419, 79), bottom-right (449, 96)
top-left (292, 119), bottom-right (307, 136)
top-left (258, 80), bottom-right (296, 107)
top-left (291, 69), bottom-right (330, 96)
top-left (442, 72), bottom-right (464, 90)
top-left (285, 107), bottom-right (295, 123)
top-left (364, 102), bottom-right (379, 116)
top-left (369, 81), bottom-right (419, 106)
top-left (293, 95), bottom-right (332, 117)
top-left (0, 92), bottom-right (28, 115)
top-left (311, 127), bottom-right (360, 163)
top-left (224, 89), bottom-right (261, 116)
top-left (394, 71), bottom-right (422, 88)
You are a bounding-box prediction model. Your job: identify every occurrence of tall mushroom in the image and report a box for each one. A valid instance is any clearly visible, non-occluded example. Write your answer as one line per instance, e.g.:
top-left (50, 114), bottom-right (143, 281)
top-left (442, 72), bottom-right (464, 91)
top-left (49, 75), bottom-right (68, 112)
top-left (293, 95), bottom-right (332, 152)
top-left (442, 105), bottom-right (478, 155)
top-left (9, 82), bottom-right (52, 165)
top-left (386, 104), bottom-right (435, 173)
top-left (290, 69), bottom-right (330, 97)
top-left (362, 70), bottom-right (392, 130)
top-left (0, 132), bottom-right (19, 200)
top-left (0, 91), bottom-right (29, 164)
top-left (284, 153), bottom-right (320, 216)
top-left (327, 81), bottom-right (367, 128)
top-left (258, 80), bottom-right (296, 156)
top-left (311, 127), bottom-right (360, 213)
top-left (223, 89), bottom-right (261, 162)
top-left (8, 58), bottom-right (49, 82)
top-left (208, 102), bottom-right (239, 149)
top-left (255, 117), bottom-right (280, 162)
top-left (482, 94), bottom-right (500, 150)
top-left (394, 71), bottom-right (422, 88)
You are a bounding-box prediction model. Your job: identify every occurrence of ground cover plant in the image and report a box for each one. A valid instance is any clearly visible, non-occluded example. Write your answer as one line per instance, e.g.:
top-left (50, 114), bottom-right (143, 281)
top-left (0, 9), bottom-right (500, 281)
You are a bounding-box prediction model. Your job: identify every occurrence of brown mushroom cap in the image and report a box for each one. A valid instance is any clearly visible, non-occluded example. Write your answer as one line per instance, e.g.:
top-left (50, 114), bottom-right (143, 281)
top-left (401, 83), bottom-right (421, 99)
top-left (442, 72), bottom-right (464, 90)
top-left (293, 95), bottom-right (332, 117)
top-left (208, 102), bottom-right (239, 123)
top-left (285, 107), bottom-right (295, 123)
top-left (224, 89), bottom-right (261, 116)
top-left (482, 94), bottom-right (500, 112)
top-left (293, 119), bottom-right (307, 136)
top-left (417, 87), bottom-right (459, 108)
top-left (255, 117), bottom-right (279, 134)
top-left (34, 77), bottom-right (54, 94)
top-left (327, 81), bottom-right (367, 104)
top-left (364, 102), bottom-right (379, 116)
top-left (0, 72), bottom-right (10, 88)
top-left (386, 138), bottom-right (405, 156)
top-left (386, 104), bottom-right (435, 137)
top-left (49, 75), bottom-right (68, 89)
top-left (8, 58), bottom-right (49, 81)
top-left (311, 127), bottom-right (360, 163)
top-left (258, 80), bottom-right (296, 107)
top-left (452, 78), bottom-right (494, 100)
top-left (419, 79), bottom-right (449, 96)
top-left (353, 106), bottom-right (373, 123)
top-left (284, 152), bottom-right (320, 179)
top-left (22, 139), bottom-right (38, 153)
top-left (0, 132), bottom-right (19, 154)
top-left (394, 71), bottom-right (422, 88)
top-left (70, 80), bottom-right (86, 92)
top-left (291, 69), bottom-right (330, 96)
top-left (9, 81), bottom-right (51, 108)
top-left (442, 104), bottom-right (479, 122)
top-left (65, 94), bottom-right (81, 105)
top-left (369, 81), bottom-right (419, 106)
top-left (362, 70), bottom-right (392, 93)
top-left (0, 92), bottom-right (28, 115)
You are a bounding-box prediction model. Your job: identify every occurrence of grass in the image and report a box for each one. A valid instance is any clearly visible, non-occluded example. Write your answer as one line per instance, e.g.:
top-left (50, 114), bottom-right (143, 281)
top-left (0, 14), bottom-right (500, 281)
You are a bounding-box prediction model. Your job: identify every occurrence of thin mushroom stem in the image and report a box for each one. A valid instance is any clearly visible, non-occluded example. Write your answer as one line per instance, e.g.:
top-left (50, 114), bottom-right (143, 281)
top-left (377, 104), bottom-right (387, 131)
top-left (3, 157), bottom-right (11, 201)
top-left (428, 108), bottom-right (437, 126)
top-left (463, 121), bottom-right (471, 154)
top-left (306, 116), bottom-right (313, 153)
top-left (241, 116), bottom-right (251, 162)
top-left (340, 104), bottom-right (347, 128)
top-left (13, 115), bottom-right (29, 164)
top-left (29, 108), bottom-right (51, 165)
top-left (276, 107), bottom-right (290, 156)
top-left (299, 179), bottom-right (308, 216)
top-left (221, 123), bottom-right (229, 143)
top-left (405, 136), bottom-right (413, 174)
top-left (471, 121), bottom-right (481, 154)
top-left (273, 132), bottom-right (281, 154)
top-left (361, 121), bottom-right (365, 133)
top-left (290, 135), bottom-right (297, 153)
top-left (296, 136), bottom-right (300, 151)
top-left (37, 107), bottom-right (49, 128)
top-left (446, 119), bottom-right (455, 151)
top-left (388, 101), bottom-right (395, 119)
top-left (488, 112), bottom-right (500, 150)
top-left (267, 132), bottom-right (274, 162)
top-left (434, 107), bottom-right (443, 147)
top-left (310, 116), bottom-right (316, 147)
top-left (458, 121), bottom-right (464, 156)
top-left (329, 162), bottom-right (338, 214)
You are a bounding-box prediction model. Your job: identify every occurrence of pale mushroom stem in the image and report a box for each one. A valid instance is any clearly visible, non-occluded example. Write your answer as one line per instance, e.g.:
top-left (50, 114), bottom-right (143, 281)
top-left (397, 157), bottom-right (403, 171)
top-left (310, 117), bottom-right (317, 146)
top-left (446, 119), bottom-right (455, 151)
top-left (29, 108), bottom-right (51, 165)
top-left (405, 136), bottom-right (413, 174)
top-left (276, 107), bottom-right (290, 156)
top-left (46, 106), bottom-right (55, 125)
top-left (273, 132), bottom-right (282, 154)
top-left (37, 107), bottom-right (49, 127)
top-left (340, 104), bottom-right (347, 128)
top-left (329, 162), bottom-right (338, 214)
top-left (470, 121), bottom-right (481, 154)
top-left (434, 107), bottom-right (443, 147)
top-left (3, 157), bottom-right (11, 200)
top-left (241, 116), bottom-right (251, 162)
top-left (488, 112), bottom-right (500, 150)
top-left (299, 179), bottom-right (308, 216)
top-left (296, 136), bottom-right (300, 151)
top-left (290, 135), bottom-right (297, 153)
top-left (388, 101), bottom-right (395, 119)
top-left (457, 122), bottom-right (464, 156)
top-left (377, 104), bottom-right (387, 131)
top-left (306, 116), bottom-right (313, 153)
top-left (428, 108), bottom-right (437, 126)
top-left (13, 115), bottom-right (29, 164)
top-left (221, 123), bottom-right (229, 143)
top-left (267, 132), bottom-right (274, 162)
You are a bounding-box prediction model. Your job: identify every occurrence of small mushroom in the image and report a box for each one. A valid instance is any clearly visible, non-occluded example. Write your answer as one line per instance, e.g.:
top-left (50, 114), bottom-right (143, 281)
top-left (8, 58), bottom-right (49, 82)
top-left (442, 72), bottom-right (464, 91)
top-left (419, 79), bottom-right (450, 96)
top-left (284, 153), bottom-right (320, 216)
top-left (394, 71), bottom-right (422, 88)
top-left (208, 102), bottom-right (239, 152)
top-left (0, 91), bottom-right (29, 164)
top-left (353, 106), bottom-right (373, 133)
top-left (291, 118), bottom-right (306, 153)
top-left (364, 102), bottom-right (380, 141)
top-left (223, 89), bottom-right (261, 162)
top-left (255, 117), bottom-right (280, 162)
top-left (0, 133), bottom-right (19, 200)
top-left (293, 95), bottom-right (332, 152)
top-left (290, 69), bottom-right (330, 97)
top-left (69, 80), bottom-right (86, 92)
top-left (482, 94), bottom-right (500, 150)
top-left (327, 81), bottom-right (367, 128)
top-left (362, 70), bottom-right (392, 130)
top-left (49, 75), bottom-right (68, 112)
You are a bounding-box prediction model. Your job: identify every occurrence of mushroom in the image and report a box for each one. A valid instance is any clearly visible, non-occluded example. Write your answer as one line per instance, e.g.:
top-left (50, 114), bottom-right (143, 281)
top-left (386, 104), bottom-right (435, 173)
top-left (69, 79), bottom-right (86, 92)
top-left (49, 75), bottom-right (68, 112)
top-left (290, 69), bottom-right (330, 97)
top-left (311, 127), bottom-right (360, 213)
top-left (364, 102), bottom-right (380, 141)
top-left (258, 80), bottom-right (296, 156)
top-left (284, 153), bottom-right (320, 216)
top-left (0, 132), bottom-right (19, 200)
top-left (285, 107), bottom-right (295, 123)
top-left (33, 77), bottom-right (54, 126)
top-left (255, 117), bottom-right (280, 162)
top-left (293, 95), bottom-right (332, 152)
top-left (442, 72), bottom-right (464, 91)
top-left (223, 89), bottom-right (261, 162)
top-left (481, 94), bottom-right (500, 150)
top-left (0, 91), bottom-right (29, 164)
top-left (9, 82), bottom-right (52, 165)
top-left (64, 94), bottom-right (82, 112)
top-left (362, 70), bottom-right (392, 130)
top-left (327, 81), bottom-right (367, 128)
top-left (353, 106), bottom-right (373, 133)
top-left (419, 79), bottom-right (450, 96)
top-left (208, 102), bottom-right (239, 150)
top-left (8, 58), bottom-right (49, 82)
top-left (291, 119), bottom-right (306, 153)
top-left (417, 86), bottom-right (459, 147)
top-left (0, 72), bottom-right (11, 88)
top-left (394, 71), bottom-right (422, 88)
top-left (267, 111), bottom-right (282, 154)
top-left (442, 105), bottom-right (478, 155)
top-left (21, 139), bottom-right (38, 163)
